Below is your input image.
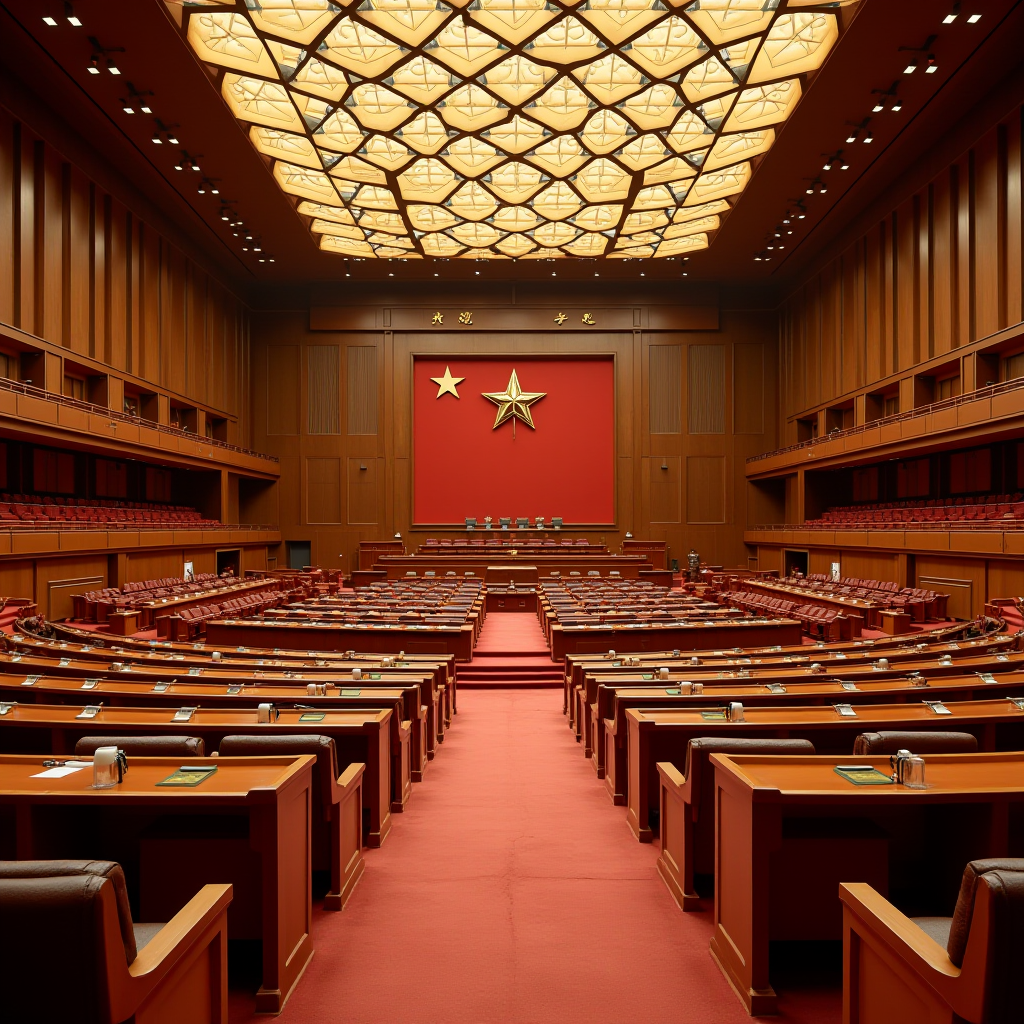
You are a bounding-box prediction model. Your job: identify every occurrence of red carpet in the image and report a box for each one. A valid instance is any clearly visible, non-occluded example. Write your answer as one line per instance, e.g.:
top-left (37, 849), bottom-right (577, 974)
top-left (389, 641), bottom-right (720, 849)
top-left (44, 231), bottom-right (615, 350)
top-left (460, 614), bottom-right (563, 687)
top-left (230, 689), bottom-right (839, 1024)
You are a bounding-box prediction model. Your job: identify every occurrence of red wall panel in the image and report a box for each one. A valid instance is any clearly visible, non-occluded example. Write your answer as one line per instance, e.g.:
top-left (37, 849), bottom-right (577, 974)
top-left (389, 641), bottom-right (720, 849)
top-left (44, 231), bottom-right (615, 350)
top-left (413, 357), bottom-right (615, 525)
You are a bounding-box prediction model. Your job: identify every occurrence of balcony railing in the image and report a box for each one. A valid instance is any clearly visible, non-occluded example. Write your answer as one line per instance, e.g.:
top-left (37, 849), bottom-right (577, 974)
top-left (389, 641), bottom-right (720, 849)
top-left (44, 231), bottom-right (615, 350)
top-left (747, 376), bottom-right (1024, 464)
top-left (747, 520), bottom-right (1024, 533)
top-left (0, 376), bottom-right (278, 463)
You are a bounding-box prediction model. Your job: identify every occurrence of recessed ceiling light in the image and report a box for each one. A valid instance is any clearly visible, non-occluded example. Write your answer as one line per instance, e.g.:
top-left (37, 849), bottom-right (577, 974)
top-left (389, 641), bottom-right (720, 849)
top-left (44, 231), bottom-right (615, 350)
top-left (42, 15), bottom-right (57, 26)
top-left (943, 3), bottom-right (959, 23)
top-left (107, 60), bottom-right (121, 75)
top-left (904, 62), bottom-right (918, 74)
top-left (891, 99), bottom-right (903, 111)
top-left (925, 56), bottom-right (938, 73)
top-left (967, 13), bottom-right (981, 22)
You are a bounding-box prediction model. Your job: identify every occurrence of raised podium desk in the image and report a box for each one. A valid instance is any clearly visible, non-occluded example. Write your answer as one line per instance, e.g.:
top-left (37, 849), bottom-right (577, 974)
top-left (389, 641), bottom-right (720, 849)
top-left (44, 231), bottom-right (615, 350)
top-left (0, 753), bottom-right (314, 1014)
top-left (708, 751), bottom-right (1024, 1015)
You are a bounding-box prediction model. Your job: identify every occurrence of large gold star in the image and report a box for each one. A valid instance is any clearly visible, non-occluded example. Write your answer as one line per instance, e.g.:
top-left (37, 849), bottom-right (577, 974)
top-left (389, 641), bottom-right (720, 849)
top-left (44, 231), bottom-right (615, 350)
top-left (430, 365), bottom-right (464, 398)
top-left (482, 369), bottom-right (546, 431)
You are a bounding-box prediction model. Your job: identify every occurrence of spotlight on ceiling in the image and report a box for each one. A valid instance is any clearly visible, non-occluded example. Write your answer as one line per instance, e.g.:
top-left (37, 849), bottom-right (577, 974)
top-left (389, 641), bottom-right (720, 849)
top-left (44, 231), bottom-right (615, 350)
top-left (967, 13), bottom-right (981, 21)
top-left (943, 2), bottom-right (959, 23)
top-left (65, 2), bottom-right (81, 26)
top-left (924, 55), bottom-right (938, 73)
top-left (42, 15), bottom-right (58, 26)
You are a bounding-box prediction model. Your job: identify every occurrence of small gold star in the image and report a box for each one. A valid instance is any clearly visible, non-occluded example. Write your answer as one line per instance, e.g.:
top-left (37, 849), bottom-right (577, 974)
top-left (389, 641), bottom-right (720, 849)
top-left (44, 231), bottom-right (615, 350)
top-left (431, 365), bottom-right (465, 399)
top-left (482, 369), bottom-right (546, 431)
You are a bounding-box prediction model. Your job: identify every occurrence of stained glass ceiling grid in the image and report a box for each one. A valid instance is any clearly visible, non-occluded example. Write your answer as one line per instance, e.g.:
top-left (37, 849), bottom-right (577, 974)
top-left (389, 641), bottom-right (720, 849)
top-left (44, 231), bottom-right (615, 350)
top-left (170, 0), bottom-right (858, 261)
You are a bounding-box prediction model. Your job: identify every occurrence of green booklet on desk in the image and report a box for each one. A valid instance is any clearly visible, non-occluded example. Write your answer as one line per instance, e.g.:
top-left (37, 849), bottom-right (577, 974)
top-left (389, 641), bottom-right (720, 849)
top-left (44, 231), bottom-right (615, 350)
top-left (701, 710), bottom-right (728, 721)
top-left (156, 765), bottom-right (218, 787)
top-left (834, 765), bottom-right (894, 786)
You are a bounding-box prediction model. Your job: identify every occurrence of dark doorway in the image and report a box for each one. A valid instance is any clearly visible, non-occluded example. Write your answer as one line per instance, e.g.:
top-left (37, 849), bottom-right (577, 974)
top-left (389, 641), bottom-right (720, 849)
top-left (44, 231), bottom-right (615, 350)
top-left (784, 549), bottom-right (808, 576)
top-left (216, 549), bottom-right (240, 577)
top-left (288, 541), bottom-right (311, 570)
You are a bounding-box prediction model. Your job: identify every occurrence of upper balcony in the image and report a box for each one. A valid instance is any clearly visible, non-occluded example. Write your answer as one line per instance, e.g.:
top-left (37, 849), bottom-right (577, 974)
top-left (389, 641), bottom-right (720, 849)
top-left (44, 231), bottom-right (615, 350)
top-left (0, 376), bottom-right (277, 478)
top-left (747, 377), bottom-right (1024, 479)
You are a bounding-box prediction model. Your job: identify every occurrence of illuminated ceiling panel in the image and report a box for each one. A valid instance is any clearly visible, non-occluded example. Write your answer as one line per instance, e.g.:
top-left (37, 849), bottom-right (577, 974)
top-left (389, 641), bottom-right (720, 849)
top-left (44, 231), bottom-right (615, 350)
top-left (171, 0), bottom-right (858, 260)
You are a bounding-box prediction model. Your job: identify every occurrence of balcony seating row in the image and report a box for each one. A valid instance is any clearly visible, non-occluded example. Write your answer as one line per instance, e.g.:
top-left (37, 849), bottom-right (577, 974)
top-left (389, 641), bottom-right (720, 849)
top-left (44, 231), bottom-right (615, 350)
top-left (717, 590), bottom-right (841, 640)
top-left (802, 493), bottom-right (1024, 530)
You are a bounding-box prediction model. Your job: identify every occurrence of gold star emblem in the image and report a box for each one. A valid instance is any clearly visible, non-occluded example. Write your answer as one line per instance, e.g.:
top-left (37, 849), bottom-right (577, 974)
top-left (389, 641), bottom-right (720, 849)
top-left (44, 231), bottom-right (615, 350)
top-left (430, 365), bottom-right (465, 398)
top-left (482, 369), bottom-right (546, 433)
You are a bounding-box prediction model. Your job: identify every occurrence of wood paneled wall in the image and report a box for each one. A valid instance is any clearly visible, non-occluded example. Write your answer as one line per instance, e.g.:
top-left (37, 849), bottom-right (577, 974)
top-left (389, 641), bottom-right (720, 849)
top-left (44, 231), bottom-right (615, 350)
top-left (780, 103), bottom-right (1024, 440)
top-left (251, 301), bottom-right (778, 572)
top-left (0, 104), bottom-right (250, 431)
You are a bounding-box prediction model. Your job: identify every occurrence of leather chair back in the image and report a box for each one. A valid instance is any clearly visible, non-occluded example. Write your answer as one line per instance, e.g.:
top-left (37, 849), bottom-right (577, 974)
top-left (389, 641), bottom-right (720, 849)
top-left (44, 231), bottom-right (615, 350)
top-left (75, 735), bottom-right (205, 758)
top-left (217, 734), bottom-right (336, 819)
top-left (685, 737), bottom-right (815, 875)
top-left (947, 859), bottom-right (1024, 1023)
top-left (852, 731), bottom-right (978, 755)
top-left (0, 860), bottom-right (137, 1024)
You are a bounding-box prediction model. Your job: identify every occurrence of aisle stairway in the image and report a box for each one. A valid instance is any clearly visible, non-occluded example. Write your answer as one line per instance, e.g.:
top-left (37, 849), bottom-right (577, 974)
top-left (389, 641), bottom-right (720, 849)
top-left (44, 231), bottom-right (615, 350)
top-left (458, 613), bottom-right (563, 688)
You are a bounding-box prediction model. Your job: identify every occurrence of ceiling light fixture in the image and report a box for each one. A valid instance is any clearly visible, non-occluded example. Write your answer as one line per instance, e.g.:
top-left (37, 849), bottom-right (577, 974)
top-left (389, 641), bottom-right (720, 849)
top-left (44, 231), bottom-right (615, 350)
top-left (924, 55), bottom-right (938, 73)
top-left (64, 3), bottom-right (81, 26)
top-left (173, 3), bottom-right (855, 264)
top-left (942, 3), bottom-right (959, 23)
top-left (891, 98), bottom-right (903, 112)
top-left (967, 13), bottom-right (981, 22)
top-left (900, 36), bottom-right (937, 74)
top-left (42, 15), bottom-right (58, 27)
top-left (863, 130), bottom-right (874, 144)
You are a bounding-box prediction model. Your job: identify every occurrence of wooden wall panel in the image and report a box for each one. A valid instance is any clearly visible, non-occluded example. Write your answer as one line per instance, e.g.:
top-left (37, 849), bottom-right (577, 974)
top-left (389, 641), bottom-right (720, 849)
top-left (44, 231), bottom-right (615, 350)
top-left (307, 456), bottom-right (342, 524)
top-left (266, 346), bottom-right (300, 435)
top-left (648, 344), bottom-right (681, 434)
top-left (781, 103), bottom-right (1024, 428)
top-left (686, 455), bottom-right (725, 523)
top-left (0, 106), bottom-right (249, 435)
top-left (687, 344), bottom-right (725, 434)
top-left (734, 342), bottom-right (764, 434)
top-left (648, 455), bottom-right (681, 524)
top-left (251, 306), bottom-right (777, 572)
top-left (308, 345), bottom-right (340, 434)
top-left (347, 345), bottom-right (378, 435)
top-left (347, 456), bottom-right (378, 525)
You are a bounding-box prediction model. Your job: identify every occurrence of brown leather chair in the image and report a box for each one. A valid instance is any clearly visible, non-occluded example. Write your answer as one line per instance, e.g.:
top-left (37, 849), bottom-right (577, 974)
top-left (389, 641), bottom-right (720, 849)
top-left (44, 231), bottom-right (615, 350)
top-left (853, 730), bottom-right (979, 755)
top-left (217, 735), bottom-right (365, 909)
top-left (75, 735), bottom-right (206, 758)
top-left (0, 859), bottom-right (231, 1024)
top-left (656, 737), bottom-right (815, 908)
top-left (841, 859), bottom-right (1024, 1023)
top-left (684, 737), bottom-right (817, 879)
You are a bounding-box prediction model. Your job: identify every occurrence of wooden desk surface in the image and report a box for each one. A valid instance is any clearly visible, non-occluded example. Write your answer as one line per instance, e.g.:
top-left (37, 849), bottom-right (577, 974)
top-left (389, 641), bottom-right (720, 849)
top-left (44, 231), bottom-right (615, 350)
top-left (712, 750), bottom-right (1024, 797)
top-left (131, 578), bottom-right (277, 613)
top-left (0, 751), bottom-right (314, 1012)
top-left (740, 579), bottom-right (884, 611)
top-left (623, 698), bottom-right (1024, 845)
top-left (631, 697), bottom-right (1024, 730)
top-left (708, 749), bottom-right (1024, 1014)
top-left (0, 751), bottom-right (311, 799)
top-left (0, 703), bottom-right (390, 731)
top-left (0, 702), bottom-right (395, 846)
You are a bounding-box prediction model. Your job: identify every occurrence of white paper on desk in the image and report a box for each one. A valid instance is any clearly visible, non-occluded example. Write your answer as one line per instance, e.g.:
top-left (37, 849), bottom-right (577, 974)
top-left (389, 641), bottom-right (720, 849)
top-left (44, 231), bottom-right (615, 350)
top-left (31, 763), bottom-right (90, 778)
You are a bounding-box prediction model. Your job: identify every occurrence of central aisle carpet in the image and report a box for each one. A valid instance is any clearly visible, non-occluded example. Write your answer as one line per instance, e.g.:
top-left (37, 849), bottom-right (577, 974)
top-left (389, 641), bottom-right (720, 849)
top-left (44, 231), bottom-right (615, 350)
top-left (232, 689), bottom-right (839, 1023)
top-left (458, 614), bottom-right (563, 686)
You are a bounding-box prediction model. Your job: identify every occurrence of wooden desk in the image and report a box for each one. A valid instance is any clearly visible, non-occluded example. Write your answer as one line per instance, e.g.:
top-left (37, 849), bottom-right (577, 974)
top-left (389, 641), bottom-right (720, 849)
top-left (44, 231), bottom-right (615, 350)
top-left (132, 579), bottom-right (280, 628)
top-left (627, 698), bottom-right (1024, 844)
top-left (880, 609), bottom-right (912, 635)
top-left (107, 610), bottom-right (140, 636)
top-left (0, 701), bottom-right (394, 848)
top-left (0, 647), bottom-right (440, 773)
top-left (485, 588), bottom-right (537, 612)
top-left (0, 752), bottom-right (313, 1013)
top-left (736, 579), bottom-right (886, 628)
top-left (708, 751), bottom-right (1024, 1014)
top-left (205, 618), bottom-right (477, 662)
top-left (596, 668), bottom-right (1024, 802)
top-left (581, 646), bottom-right (1024, 780)
top-left (549, 618), bottom-right (803, 661)
top-left (18, 630), bottom-right (457, 728)
top-left (0, 669), bottom-right (422, 797)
